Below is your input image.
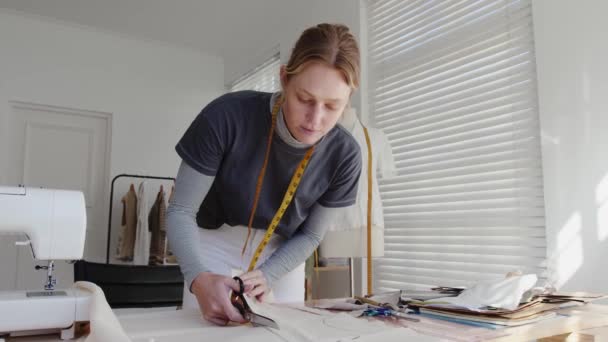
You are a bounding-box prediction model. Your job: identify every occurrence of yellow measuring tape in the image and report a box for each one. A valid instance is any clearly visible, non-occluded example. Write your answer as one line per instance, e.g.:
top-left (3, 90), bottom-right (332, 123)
top-left (362, 126), bottom-right (374, 297)
top-left (242, 95), bottom-right (315, 272)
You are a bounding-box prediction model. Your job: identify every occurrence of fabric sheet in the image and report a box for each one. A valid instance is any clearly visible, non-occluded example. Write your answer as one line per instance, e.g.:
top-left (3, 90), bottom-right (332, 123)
top-left (434, 274), bottom-right (538, 311)
top-left (116, 305), bottom-right (439, 342)
top-left (71, 281), bottom-right (440, 342)
top-left (74, 281), bottom-right (131, 342)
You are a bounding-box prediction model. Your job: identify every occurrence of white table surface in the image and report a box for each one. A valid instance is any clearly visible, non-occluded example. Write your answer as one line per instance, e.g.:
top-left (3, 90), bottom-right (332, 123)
top-left (5, 304), bottom-right (608, 342)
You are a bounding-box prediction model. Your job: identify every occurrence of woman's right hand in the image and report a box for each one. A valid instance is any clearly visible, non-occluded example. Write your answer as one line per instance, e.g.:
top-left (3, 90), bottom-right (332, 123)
top-left (191, 272), bottom-right (248, 326)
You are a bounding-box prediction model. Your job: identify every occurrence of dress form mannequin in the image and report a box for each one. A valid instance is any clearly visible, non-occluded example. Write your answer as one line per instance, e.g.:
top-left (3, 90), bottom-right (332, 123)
top-left (319, 107), bottom-right (396, 258)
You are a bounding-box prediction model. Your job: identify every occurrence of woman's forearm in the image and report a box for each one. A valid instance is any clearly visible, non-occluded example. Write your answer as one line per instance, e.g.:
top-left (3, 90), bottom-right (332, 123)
top-left (258, 204), bottom-right (352, 286)
top-left (166, 161), bottom-right (215, 291)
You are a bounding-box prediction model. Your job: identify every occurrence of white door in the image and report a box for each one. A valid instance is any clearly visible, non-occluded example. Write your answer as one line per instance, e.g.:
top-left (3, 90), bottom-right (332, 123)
top-left (0, 101), bottom-right (111, 291)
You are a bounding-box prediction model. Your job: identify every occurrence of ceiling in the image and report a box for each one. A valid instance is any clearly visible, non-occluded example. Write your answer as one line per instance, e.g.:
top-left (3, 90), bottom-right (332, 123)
top-left (0, 0), bottom-right (286, 59)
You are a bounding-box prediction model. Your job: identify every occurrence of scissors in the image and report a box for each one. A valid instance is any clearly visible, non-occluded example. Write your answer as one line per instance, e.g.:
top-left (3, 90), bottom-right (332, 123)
top-left (230, 276), bottom-right (280, 330)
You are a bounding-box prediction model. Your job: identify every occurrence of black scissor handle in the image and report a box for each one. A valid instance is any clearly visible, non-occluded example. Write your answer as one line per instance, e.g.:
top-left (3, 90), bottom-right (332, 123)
top-left (233, 276), bottom-right (245, 294)
top-left (231, 276), bottom-right (249, 319)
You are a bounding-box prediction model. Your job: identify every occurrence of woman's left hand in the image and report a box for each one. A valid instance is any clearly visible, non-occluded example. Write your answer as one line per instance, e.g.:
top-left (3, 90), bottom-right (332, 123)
top-left (239, 270), bottom-right (271, 302)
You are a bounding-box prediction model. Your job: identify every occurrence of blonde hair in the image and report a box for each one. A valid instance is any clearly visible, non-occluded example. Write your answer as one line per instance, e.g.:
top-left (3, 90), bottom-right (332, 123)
top-left (285, 23), bottom-right (360, 89)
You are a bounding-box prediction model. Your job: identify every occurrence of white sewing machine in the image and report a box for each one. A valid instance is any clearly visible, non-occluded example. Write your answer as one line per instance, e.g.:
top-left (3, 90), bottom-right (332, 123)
top-left (0, 185), bottom-right (91, 340)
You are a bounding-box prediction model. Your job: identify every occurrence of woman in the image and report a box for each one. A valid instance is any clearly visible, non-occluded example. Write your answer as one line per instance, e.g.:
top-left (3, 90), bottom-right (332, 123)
top-left (167, 23), bottom-right (362, 326)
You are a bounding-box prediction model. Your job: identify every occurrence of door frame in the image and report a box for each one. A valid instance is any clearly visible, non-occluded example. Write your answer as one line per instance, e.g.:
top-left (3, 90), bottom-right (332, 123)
top-left (7, 100), bottom-right (113, 253)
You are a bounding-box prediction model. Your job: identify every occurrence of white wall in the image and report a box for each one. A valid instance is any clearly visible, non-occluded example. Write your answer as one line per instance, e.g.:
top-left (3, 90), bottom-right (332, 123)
top-left (0, 10), bottom-right (224, 263)
top-left (0, 10), bottom-right (225, 183)
top-left (533, 0), bottom-right (608, 293)
top-left (223, 0), bottom-right (363, 109)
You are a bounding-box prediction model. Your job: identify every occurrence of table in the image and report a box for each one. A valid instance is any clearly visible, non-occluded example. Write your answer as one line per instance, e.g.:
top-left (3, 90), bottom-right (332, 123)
top-left (5, 304), bottom-right (608, 341)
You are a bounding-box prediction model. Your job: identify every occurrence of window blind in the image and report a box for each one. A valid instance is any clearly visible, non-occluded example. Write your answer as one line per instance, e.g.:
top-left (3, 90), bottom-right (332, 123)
top-left (366, 0), bottom-right (547, 291)
top-left (230, 54), bottom-right (280, 92)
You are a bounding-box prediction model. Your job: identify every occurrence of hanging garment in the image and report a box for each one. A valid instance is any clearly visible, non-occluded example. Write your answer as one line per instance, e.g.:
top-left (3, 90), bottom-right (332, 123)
top-left (116, 184), bottom-right (138, 261)
top-left (164, 185), bottom-right (178, 264)
top-left (319, 107), bottom-right (396, 258)
top-left (148, 185), bottom-right (167, 265)
top-left (133, 181), bottom-right (151, 265)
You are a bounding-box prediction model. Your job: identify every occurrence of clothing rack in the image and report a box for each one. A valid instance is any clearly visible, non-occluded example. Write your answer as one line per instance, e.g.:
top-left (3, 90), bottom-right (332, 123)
top-left (105, 173), bottom-right (175, 264)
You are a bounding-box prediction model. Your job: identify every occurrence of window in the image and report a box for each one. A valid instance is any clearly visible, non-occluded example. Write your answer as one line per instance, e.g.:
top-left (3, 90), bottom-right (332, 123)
top-left (366, 0), bottom-right (546, 291)
top-left (230, 54), bottom-right (281, 92)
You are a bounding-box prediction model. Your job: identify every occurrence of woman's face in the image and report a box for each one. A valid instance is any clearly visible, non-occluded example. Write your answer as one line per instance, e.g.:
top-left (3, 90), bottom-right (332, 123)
top-left (281, 62), bottom-right (352, 145)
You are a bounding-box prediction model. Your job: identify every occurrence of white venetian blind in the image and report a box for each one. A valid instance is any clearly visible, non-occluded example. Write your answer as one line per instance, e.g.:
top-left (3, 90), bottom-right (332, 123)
top-left (230, 54), bottom-right (281, 92)
top-left (366, 0), bottom-right (547, 291)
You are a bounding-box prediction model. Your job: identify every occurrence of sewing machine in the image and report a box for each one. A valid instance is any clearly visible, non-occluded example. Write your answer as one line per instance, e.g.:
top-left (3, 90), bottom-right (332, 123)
top-left (0, 185), bottom-right (91, 340)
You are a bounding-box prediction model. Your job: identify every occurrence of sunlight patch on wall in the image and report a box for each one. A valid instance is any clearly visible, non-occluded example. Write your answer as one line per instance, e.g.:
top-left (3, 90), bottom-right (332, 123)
top-left (597, 173), bottom-right (608, 241)
top-left (540, 131), bottom-right (560, 146)
top-left (555, 212), bottom-right (583, 288)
